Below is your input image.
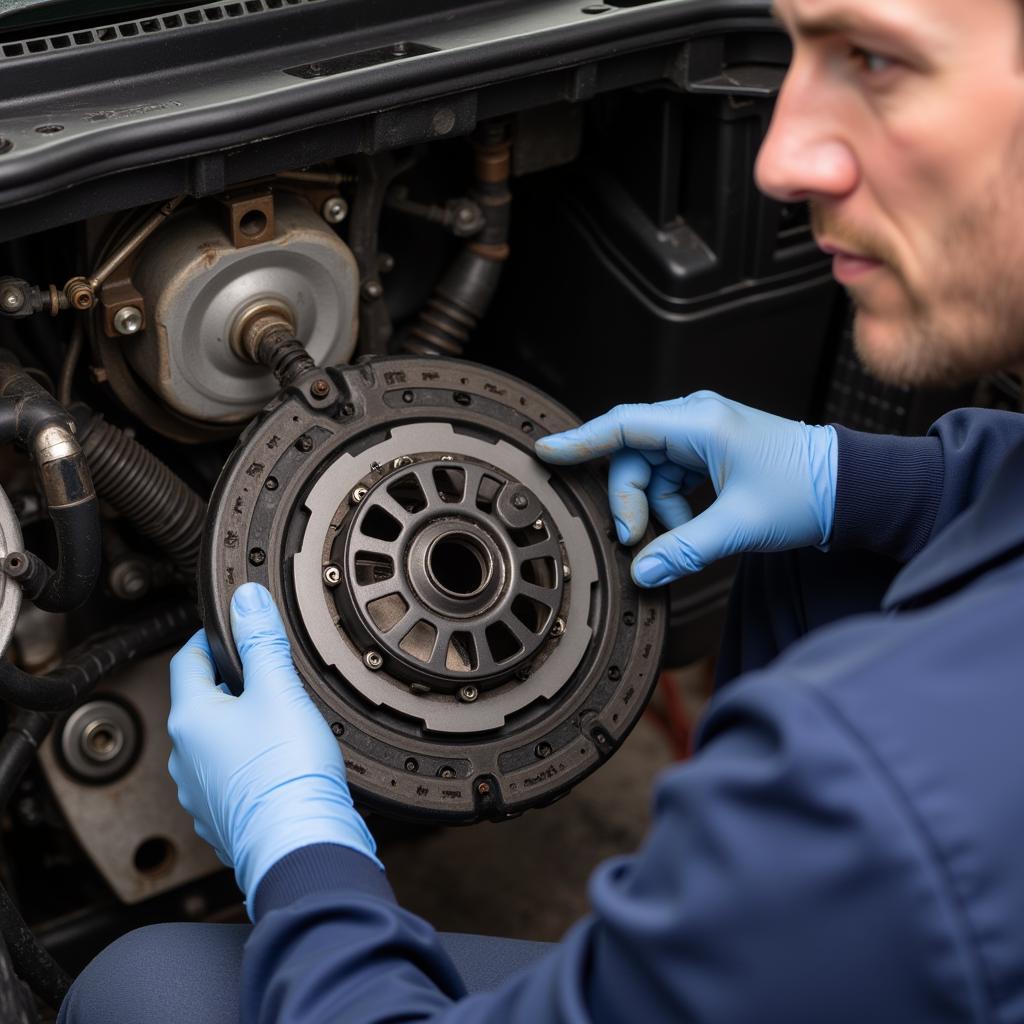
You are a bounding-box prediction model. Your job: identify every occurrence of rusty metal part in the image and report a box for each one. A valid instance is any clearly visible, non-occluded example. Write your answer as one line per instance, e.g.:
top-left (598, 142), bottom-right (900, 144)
top-left (99, 275), bottom-right (146, 339)
top-left (38, 652), bottom-right (222, 904)
top-left (230, 304), bottom-right (296, 363)
top-left (63, 277), bottom-right (94, 311)
top-left (89, 196), bottom-right (186, 292)
top-left (219, 188), bottom-right (276, 249)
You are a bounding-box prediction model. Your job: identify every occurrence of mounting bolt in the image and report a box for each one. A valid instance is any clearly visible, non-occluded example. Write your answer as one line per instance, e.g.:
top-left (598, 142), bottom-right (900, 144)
top-left (0, 285), bottom-right (24, 313)
top-left (550, 617), bottom-right (566, 638)
top-left (476, 780), bottom-right (491, 796)
top-left (248, 547), bottom-right (266, 567)
top-left (295, 435), bottom-right (314, 453)
top-left (532, 518), bottom-right (544, 531)
top-left (511, 491), bottom-right (528, 510)
top-left (322, 564), bottom-right (342, 587)
top-left (440, 455), bottom-right (455, 462)
top-left (364, 649), bottom-right (384, 671)
top-left (563, 563), bottom-right (572, 580)
top-left (361, 279), bottom-right (383, 302)
top-left (113, 306), bottom-right (144, 336)
top-left (392, 455), bottom-right (414, 470)
top-left (310, 378), bottom-right (331, 400)
top-left (459, 685), bottom-right (479, 703)
top-left (438, 766), bottom-right (455, 779)
top-left (534, 742), bottom-right (552, 759)
top-left (330, 721), bottom-right (345, 737)
top-left (404, 757), bottom-right (418, 772)
top-left (351, 485), bottom-right (368, 504)
top-left (322, 196), bottom-right (349, 224)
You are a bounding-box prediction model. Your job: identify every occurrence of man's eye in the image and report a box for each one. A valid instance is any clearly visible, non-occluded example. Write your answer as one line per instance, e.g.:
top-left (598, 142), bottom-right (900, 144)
top-left (850, 47), bottom-right (896, 75)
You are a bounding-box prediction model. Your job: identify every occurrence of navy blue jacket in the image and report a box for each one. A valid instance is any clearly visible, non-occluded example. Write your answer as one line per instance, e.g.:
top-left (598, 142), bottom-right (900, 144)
top-left (243, 408), bottom-right (1024, 1024)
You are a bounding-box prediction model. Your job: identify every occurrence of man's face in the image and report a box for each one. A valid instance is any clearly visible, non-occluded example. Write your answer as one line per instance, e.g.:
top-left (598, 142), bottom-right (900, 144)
top-left (757, 0), bottom-right (1024, 387)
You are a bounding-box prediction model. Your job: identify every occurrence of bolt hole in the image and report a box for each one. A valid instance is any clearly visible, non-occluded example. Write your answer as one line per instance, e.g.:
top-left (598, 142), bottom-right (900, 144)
top-left (134, 836), bottom-right (175, 877)
top-left (239, 209), bottom-right (268, 238)
top-left (35, 124), bottom-right (64, 134)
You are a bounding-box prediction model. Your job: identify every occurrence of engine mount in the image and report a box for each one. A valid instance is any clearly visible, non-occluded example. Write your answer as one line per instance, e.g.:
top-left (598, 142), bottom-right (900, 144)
top-left (200, 357), bottom-right (665, 822)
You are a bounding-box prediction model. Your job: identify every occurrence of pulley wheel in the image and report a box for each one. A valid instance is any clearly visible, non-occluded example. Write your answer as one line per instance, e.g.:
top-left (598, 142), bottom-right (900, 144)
top-left (200, 357), bottom-right (665, 822)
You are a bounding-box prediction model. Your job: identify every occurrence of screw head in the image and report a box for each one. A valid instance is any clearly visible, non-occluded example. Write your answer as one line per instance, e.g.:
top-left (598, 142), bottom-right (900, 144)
top-left (476, 780), bottom-right (491, 796)
top-left (310, 378), bottom-right (330, 399)
top-left (550, 617), bottom-right (566, 638)
top-left (113, 306), bottom-right (143, 336)
top-left (1, 286), bottom-right (23, 312)
top-left (248, 548), bottom-right (266, 566)
top-left (404, 757), bottom-right (418, 772)
top-left (322, 196), bottom-right (349, 224)
top-left (532, 518), bottom-right (544, 531)
top-left (563, 563), bottom-right (572, 580)
top-left (323, 564), bottom-right (342, 587)
top-left (364, 650), bottom-right (384, 671)
top-left (351, 485), bottom-right (368, 504)
top-left (295, 435), bottom-right (314, 453)
top-left (511, 491), bottom-right (528, 510)
top-left (459, 685), bottom-right (479, 703)
top-left (535, 742), bottom-right (552, 759)
top-left (330, 721), bottom-right (344, 737)
top-left (440, 455), bottom-right (455, 462)
top-left (361, 280), bottom-right (383, 302)
top-left (438, 766), bottom-right (455, 779)
top-left (392, 455), bottom-right (413, 470)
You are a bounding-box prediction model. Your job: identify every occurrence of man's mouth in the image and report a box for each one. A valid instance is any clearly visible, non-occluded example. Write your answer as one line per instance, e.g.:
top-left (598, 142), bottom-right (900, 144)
top-left (816, 239), bottom-right (885, 285)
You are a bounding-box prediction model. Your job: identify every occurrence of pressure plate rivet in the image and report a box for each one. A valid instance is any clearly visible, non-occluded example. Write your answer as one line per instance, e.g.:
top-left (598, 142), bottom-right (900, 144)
top-left (550, 617), bottom-right (566, 638)
top-left (459, 685), bottom-right (479, 703)
top-left (392, 456), bottom-right (413, 469)
top-left (532, 518), bottom-right (544, 531)
top-left (364, 650), bottom-right (384, 670)
top-left (323, 564), bottom-right (342, 587)
top-left (511, 491), bottom-right (528, 510)
top-left (351, 486), bottom-right (368, 504)
top-left (562, 563), bottom-right (572, 580)
top-left (310, 378), bottom-right (330, 399)
top-left (248, 548), bottom-right (266, 566)
top-left (440, 455), bottom-right (455, 462)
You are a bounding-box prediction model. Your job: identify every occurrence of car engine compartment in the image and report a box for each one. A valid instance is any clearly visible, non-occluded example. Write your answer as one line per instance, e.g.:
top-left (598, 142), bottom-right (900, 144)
top-left (4, 0), bottom-right (990, 1015)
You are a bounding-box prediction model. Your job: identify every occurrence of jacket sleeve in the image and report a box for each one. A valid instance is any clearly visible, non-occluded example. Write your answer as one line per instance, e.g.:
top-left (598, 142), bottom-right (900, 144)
top-left (832, 407), bottom-right (1024, 562)
top-left (240, 672), bottom-right (980, 1024)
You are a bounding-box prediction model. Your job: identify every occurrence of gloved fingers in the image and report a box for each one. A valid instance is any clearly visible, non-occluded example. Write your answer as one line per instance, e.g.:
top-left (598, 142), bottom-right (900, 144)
top-left (647, 462), bottom-right (696, 532)
top-left (193, 819), bottom-right (231, 866)
top-left (169, 630), bottom-right (220, 707)
top-left (630, 490), bottom-right (750, 586)
top-left (608, 451), bottom-right (652, 544)
top-left (534, 397), bottom-right (712, 467)
top-left (230, 583), bottom-right (304, 697)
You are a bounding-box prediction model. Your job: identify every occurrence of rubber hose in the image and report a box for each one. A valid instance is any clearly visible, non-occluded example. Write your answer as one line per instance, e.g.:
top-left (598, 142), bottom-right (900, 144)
top-left (74, 408), bottom-right (205, 580)
top-left (0, 601), bottom-right (195, 711)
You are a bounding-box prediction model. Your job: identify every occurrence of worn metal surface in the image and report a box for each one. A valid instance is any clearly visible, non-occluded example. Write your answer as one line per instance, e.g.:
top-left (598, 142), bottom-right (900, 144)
top-left (38, 651), bottom-right (222, 905)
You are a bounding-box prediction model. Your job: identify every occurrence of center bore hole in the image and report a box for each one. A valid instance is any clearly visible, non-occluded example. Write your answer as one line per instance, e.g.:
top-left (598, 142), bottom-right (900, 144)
top-left (428, 534), bottom-right (490, 598)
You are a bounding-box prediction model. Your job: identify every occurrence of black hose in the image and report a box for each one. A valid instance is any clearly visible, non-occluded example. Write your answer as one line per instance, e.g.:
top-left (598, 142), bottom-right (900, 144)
top-left (73, 407), bottom-right (206, 581)
top-left (0, 354), bottom-right (100, 613)
top-left (0, 601), bottom-right (195, 712)
top-left (402, 123), bottom-right (512, 357)
top-left (0, 601), bottom-right (197, 1009)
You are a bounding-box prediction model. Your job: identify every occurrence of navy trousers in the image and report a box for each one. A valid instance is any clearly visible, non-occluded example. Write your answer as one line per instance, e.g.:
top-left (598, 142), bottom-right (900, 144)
top-left (59, 548), bottom-right (899, 1024)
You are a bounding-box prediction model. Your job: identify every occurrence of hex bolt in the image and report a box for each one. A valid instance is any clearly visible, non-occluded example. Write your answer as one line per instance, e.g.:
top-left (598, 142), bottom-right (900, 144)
top-left (535, 742), bottom-right (552, 759)
top-left (351, 485), bottom-right (368, 505)
top-left (459, 685), bottom-right (479, 703)
top-left (265, 476), bottom-right (279, 491)
top-left (295, 435), bottom-right (314, 453)
top-left (364, 649), bottom-right (384, 671)
top-left (438, 766), bottom-right (455, 779)
top-left (476, 780), bottom-right (491, 796)
top-left (330, 721), bottom-right (345, 737)
top-left (0, 285), bottom-right (24, 313)
top-left (532, 518), bottom-right (544, 531)
top-left (248, 548), bottom-right (266, 567)
top-left (322, 196), bottom-right (349, 224)
top-left (361, 280), bottom-right (383, 302)
top-left (310, 378), bottom-right (331, 400)
top-left (322, 564), bottom-right (342, 587)
top-left (113, 306), bottom-right (144, 336)
top-left (511, 491), bottom-right (528, 510)
top-left (404, 757), bottom-right (418, 772)
top-left (550, 617), bottom-right (566, 638)
top-left (608, 665), bottom-right (622, 681)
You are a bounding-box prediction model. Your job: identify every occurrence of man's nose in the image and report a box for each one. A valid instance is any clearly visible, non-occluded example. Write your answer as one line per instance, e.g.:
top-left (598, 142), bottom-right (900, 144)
top-left (755, 68), bottom-right (859, 203)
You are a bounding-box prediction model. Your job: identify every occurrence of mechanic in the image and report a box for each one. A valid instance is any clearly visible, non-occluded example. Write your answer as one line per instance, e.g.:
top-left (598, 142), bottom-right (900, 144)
top-left (59, 0), bottom-right (1024, 1021)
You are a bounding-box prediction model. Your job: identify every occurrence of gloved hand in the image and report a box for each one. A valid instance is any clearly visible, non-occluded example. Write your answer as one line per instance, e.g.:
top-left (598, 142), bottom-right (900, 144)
top-left (535, 391), bottom-right (837, 587)
top-left (168, 582), bottom-right (380, 919)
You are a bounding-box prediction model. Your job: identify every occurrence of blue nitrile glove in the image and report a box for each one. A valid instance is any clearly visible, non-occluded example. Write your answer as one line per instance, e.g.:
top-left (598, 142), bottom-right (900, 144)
top-left (167, 582), bottom-right (380, 919)
top-left (535, 391), bottom-right (838, 588)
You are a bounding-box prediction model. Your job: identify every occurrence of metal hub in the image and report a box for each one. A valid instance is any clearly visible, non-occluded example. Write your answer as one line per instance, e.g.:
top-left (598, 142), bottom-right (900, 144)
top-left (334, 457), bottom-right (565, 689)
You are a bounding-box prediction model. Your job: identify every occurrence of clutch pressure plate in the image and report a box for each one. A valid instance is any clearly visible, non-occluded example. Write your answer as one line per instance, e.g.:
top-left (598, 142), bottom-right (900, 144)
top-left (201, 357), bottom-right (665, 822)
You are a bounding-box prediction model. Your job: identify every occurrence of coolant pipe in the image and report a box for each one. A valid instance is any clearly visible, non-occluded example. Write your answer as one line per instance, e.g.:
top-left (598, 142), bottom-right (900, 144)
top-left (0, 353), bottom-right (100, 612)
